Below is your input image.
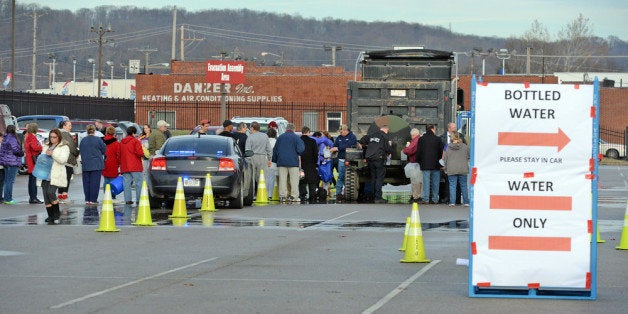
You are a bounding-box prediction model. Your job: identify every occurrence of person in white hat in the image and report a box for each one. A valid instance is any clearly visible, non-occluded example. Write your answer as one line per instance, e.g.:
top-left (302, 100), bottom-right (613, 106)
top-left (148, 120), bottom-right (169, 156)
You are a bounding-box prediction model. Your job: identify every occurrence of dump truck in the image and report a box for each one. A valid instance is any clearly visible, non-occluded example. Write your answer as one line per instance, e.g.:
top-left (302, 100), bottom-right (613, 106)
top-left (343, 48), bottom-right (457, 202)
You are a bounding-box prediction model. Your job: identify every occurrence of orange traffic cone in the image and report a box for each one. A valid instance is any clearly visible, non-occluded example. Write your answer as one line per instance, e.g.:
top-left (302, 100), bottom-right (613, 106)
top-left (95, 184), bottom-right (120, 232)
top-left (254, 169), bottom-right (269, 205)
top-left (399, 217), bottom-right (411, 251)
top-left (132, 181), bottom-right (156, 226)
top-left (200, 173), bottom-right (217, 212)
top-left (400, 202), bottom-right (430, 263)
top-left (169, 177), bottom-right (190, 219)
top-left (616, 201), bottom-right (628, 250)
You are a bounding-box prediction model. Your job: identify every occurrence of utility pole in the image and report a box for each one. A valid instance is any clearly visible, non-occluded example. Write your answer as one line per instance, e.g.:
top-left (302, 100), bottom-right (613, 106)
top-left (179, 25), bottom-right (204, 61)
top-left (324, 45), bottom-right (342, 66)
top-left (90, 23), bottom-right (113, 97)
top-left (526, 47), bottom-right (532, 75)
top-left (136, 47), bottom-right (158, 73)
top-left (28, 10), bottom-right (45, 91)
top-left (171, 5), bottom-right (176, 61)
top-left (10, 0), bottom-right (15, 90)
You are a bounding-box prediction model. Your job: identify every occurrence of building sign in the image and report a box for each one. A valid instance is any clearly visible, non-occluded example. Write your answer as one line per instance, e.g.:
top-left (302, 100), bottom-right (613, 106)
top-left (470, 80), bottom-right (598, 299)
top-left (206, 60), bottom-right (245, 84)
top-left (129, 59), bottom-right (140, 74)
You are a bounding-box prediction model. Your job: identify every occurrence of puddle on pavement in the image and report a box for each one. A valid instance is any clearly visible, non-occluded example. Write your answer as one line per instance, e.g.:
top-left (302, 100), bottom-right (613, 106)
top-left (0, 204), bottom-right (468, 231)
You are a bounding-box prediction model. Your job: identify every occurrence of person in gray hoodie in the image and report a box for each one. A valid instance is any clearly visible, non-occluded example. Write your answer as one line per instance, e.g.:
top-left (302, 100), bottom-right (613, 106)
top-left (443, 133), bottom-right (470, 206)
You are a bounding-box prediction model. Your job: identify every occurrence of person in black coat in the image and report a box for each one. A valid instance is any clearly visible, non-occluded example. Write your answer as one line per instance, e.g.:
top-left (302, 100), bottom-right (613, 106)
top-left (417, 124), bottom-right (444, 204)
top-left (299, 126), bottom-right (320, 203)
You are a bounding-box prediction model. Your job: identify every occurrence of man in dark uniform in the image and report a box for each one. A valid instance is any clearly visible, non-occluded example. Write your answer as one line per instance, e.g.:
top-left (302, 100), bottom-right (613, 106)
top-left (359, 125), bottom-right (392, 204)
top-left (299, 126), bottom-right (319, 203)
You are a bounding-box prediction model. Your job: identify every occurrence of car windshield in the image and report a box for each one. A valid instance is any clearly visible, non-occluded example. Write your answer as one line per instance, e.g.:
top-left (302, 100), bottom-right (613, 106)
top-left (19, 119), bottom-right (58, 130)
top-left (163, 138), bottom-right (231, 157)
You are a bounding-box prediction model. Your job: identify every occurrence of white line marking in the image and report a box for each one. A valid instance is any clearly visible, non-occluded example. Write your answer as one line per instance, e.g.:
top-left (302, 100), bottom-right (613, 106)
top-left (327, 210), bottom-right (360, 221)
top-left (362, 260), bottom-right (441, 314)
top-left (50, 257), bottom-right (218, 309)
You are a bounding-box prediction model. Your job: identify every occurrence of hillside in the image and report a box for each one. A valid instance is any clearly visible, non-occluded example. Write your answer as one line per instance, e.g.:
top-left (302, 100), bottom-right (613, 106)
top-left (0, 2), bottom-right (625, 91)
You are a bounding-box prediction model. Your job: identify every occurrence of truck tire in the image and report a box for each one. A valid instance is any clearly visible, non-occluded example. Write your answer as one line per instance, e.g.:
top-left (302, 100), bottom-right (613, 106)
top-left (344, 165), bottom-right (359, 202)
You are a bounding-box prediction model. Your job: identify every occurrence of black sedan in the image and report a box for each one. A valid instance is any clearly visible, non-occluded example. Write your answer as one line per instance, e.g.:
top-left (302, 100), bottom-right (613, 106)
top-left (146, 135), bottom-right (255, 209)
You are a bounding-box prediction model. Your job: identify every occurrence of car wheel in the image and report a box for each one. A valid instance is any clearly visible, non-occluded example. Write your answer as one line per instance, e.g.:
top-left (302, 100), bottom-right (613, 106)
top-left (606, 149), bottom-right (620, 159)
top-left (18, 164), bottom-right (29, 175)
top-left (231, 182), bottom-right (244, 209)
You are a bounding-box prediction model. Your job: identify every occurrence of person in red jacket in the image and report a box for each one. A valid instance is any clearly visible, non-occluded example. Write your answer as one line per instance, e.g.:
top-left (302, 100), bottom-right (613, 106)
top-left (102, 126), bottom-right (121, 199)
top-left (25, 123), bottom-right (43, 204)
top-left (119, 126), bottom-right (144, 206)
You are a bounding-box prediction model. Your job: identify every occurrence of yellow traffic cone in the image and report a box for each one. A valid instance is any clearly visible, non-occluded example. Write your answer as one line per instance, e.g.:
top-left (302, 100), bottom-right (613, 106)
top-left (596, 222), bottom-right (606, 243)
top-left (616, 201), bottom-right (628, 250)
top-left (400, 202), bottom-right (430, 263)
top-left (132, 181), bottom-right (156, 226)
top-left (399, 217), bottom-right (411, 251)
top-left (169, 177), bottom-right (190, 219)
top-left (201, 211), bottom-right (215, 227)
top-left (200, 173), bottom-right (217, 212)
top-left (254, 169), bottom-right (269, 205)
top-left (95, 184), bottom-right (120, 232)
top-left (171, 217), bottom-right (188, 226)
top-left (271, 180), bottom-right (280, 202)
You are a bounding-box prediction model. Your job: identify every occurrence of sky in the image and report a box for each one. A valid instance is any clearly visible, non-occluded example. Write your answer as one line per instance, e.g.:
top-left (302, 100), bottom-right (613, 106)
top-left (31, 0), bottom-right (628, 40)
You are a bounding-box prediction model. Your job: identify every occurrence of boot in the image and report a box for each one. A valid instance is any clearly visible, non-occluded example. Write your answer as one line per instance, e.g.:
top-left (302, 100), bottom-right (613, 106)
top-left (45, 206), bottom-right (53, 223)
top-left (52, 203), bottom-right (61, 221)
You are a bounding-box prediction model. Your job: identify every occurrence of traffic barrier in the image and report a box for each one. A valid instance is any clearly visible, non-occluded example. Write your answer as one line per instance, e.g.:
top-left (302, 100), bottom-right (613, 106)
top-left (400, 202), bottom-right (430, 263)
top-left (200, 173), bottom-right (217, 212)
top-left (616, 200), bottom-right (628, 250)
top-left (271, 181), bottom-right (280, 202)
top-left (132, 181), bottom-right (156, 226)
top-left (399, 216), bottom-right (411, 251)
top-left (254, 169), bottom-right (269, 205)
top-left (95, 184), bottom-right (120, 232)
top-left (169, 177), bottom-right (190, 219)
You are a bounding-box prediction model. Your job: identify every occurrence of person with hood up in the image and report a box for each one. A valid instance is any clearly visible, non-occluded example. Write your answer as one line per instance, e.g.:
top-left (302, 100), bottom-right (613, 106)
top-left (443, 133), bottom-right (470, 207)
top-left (119, 126), bottom-right (145, 206)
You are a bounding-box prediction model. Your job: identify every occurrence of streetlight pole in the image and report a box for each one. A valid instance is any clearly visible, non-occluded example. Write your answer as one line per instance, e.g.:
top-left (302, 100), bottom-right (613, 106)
top-left (120, 63), bottom-right (127, 98)
top-left (48, 53), bottom-right (55, 90)
top-left (496, 48), bottom-right (511, 75)
top-left (72, 57), bottom-right (76, 95)
top-left (106, 60), bottom-right (113, 97)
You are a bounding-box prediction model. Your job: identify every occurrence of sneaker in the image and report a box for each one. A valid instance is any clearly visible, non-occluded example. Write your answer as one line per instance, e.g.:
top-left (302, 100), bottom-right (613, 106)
top-left (4, 199), bottom-right (17, 205)
top-left (279, 197), bottom-right (287, 203)
top-left (29, 199), bottom-right (44, 204)
top-left (448, 203), bottom-right (455, 207)
top-left (464, 203), bottom-right (470, 207)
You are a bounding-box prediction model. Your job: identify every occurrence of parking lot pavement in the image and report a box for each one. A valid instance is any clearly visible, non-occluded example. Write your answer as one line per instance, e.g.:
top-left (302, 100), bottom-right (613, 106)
top-left (0, 166), bottom-right (626, 312)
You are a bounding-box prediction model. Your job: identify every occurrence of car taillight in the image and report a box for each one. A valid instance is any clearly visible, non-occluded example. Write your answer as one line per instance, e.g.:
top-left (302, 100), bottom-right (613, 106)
top-left (151, 157), bottom-right (167, 171)
top-left (218, 158), bottom-right (236, 172)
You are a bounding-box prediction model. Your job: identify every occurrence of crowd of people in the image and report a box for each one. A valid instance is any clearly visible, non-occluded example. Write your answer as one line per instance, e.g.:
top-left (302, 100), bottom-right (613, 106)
top-left (1, 116), bottom-right (470, 223)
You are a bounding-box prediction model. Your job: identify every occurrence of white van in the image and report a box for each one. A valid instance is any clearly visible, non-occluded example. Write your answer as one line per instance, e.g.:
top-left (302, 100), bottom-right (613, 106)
top-left (230, 116), bottom-right (289, 135)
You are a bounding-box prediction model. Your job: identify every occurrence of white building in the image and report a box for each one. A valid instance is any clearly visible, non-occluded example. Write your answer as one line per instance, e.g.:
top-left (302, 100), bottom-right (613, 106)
top-left (30, 78), bottom-right (137, 99)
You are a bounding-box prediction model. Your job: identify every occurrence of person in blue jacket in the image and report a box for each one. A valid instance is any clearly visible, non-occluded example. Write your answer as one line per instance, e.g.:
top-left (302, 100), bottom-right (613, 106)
top-left (272, 123), bottom-right (304, 203)
top-left (329, 124), bottom-right (357, 202)
top-left (0, 125), bottom-right (23, 204)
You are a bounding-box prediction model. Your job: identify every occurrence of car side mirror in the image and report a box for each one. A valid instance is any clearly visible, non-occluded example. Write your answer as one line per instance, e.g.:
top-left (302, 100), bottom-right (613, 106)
top-left (244, 150), bottom-right (254, 157)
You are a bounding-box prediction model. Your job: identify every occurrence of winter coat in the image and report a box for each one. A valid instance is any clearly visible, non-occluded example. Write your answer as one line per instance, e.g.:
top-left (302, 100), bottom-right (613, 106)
top-left (416, 130), bottom-right (444, 170)
top-left (119, 135), bottom-right (145, 173)
top-left (102, 134), bottom-right (121, 178)
top-left (443, 142), bottom-right (470, 175)
top-left (60, 129), bottom-right (79, 166)
top-left (333, 131), bottom-right (357, 159)
top-left (300, 135), bottom-right (319, 184)
top-left (25, 133), bottom-right (43, 173)
top-left (0, 133), bottom-right (23, 167)
top-left (148, 129), bottom-right (166, 156)
top-left (79, 135), bottom-right (106, 172)
top-left (313, 135), bottom-right (333, 165)
top-left (272, 131), bottom-right (304, 167)
top-left (402, 135), bottom-right (420, 163)
top-left (45, 141), bottom-right (70, 187)
top-left (359, 130), bottom-right (392, 161)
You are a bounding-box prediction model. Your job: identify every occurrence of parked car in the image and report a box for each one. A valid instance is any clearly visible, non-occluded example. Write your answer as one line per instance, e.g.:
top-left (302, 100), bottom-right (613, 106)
top-left (146, 135), bottom-right (255, 209)
top-left (230, 116), bottom-right (288, 135)
top-left (114, 121), bottom-right (142, 140)
top-left (600, 139), bottom-right (626, 159)
top-left (16, 115), bottom-right (69, 131)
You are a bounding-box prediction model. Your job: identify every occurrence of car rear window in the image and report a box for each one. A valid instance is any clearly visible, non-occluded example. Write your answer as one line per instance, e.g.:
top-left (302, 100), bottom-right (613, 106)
top-left (163, 138), bottom-right (231, 157)
top-left (19, 119), bottom-right (58, 130)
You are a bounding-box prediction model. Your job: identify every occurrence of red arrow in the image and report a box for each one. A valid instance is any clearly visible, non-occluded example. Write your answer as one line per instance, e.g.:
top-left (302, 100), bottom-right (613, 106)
top-left (497, 128), bottom-right (570, 152)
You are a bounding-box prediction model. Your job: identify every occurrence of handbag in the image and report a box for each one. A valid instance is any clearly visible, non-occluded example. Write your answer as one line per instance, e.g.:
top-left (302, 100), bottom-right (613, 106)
top-left (33, 154), bottom-right (53, 180)
top-left (404, 162), bottom-right (420, 178)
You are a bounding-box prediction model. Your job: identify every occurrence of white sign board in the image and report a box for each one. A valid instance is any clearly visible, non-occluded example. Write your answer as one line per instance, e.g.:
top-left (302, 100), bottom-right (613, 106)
top-left (471, 82), bottom-right (594, 290)
top-left (129, 59), bottom-right (141, 74)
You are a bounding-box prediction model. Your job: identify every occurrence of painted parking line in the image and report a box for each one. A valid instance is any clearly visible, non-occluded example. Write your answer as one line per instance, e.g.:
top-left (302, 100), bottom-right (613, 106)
top-left (362, 260), bottom-right (441, 314)
top-left (50, 257), bottom-right (218, 309)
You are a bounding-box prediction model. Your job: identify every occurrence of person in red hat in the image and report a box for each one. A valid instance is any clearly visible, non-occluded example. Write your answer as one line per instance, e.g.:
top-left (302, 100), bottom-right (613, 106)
top-left (190, 119), bottom-right (210, 135)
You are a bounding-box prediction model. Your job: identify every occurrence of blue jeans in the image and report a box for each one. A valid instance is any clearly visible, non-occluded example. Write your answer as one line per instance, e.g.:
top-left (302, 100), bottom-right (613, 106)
top-left (448, 174), bottom-right (469, 205)
top-left (422, 169), bottom-right (440, 202)
top-left (123, 172), bottom-right (143, 205)
top-left (335, 159), bottom-right (346, 196)
top-left (3, 166), bottom-right (18, 202)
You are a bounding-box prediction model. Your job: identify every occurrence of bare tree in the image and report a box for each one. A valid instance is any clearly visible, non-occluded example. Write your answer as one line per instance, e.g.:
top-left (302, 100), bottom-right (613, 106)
top-left (557, 13), bottom-right (609, 72)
